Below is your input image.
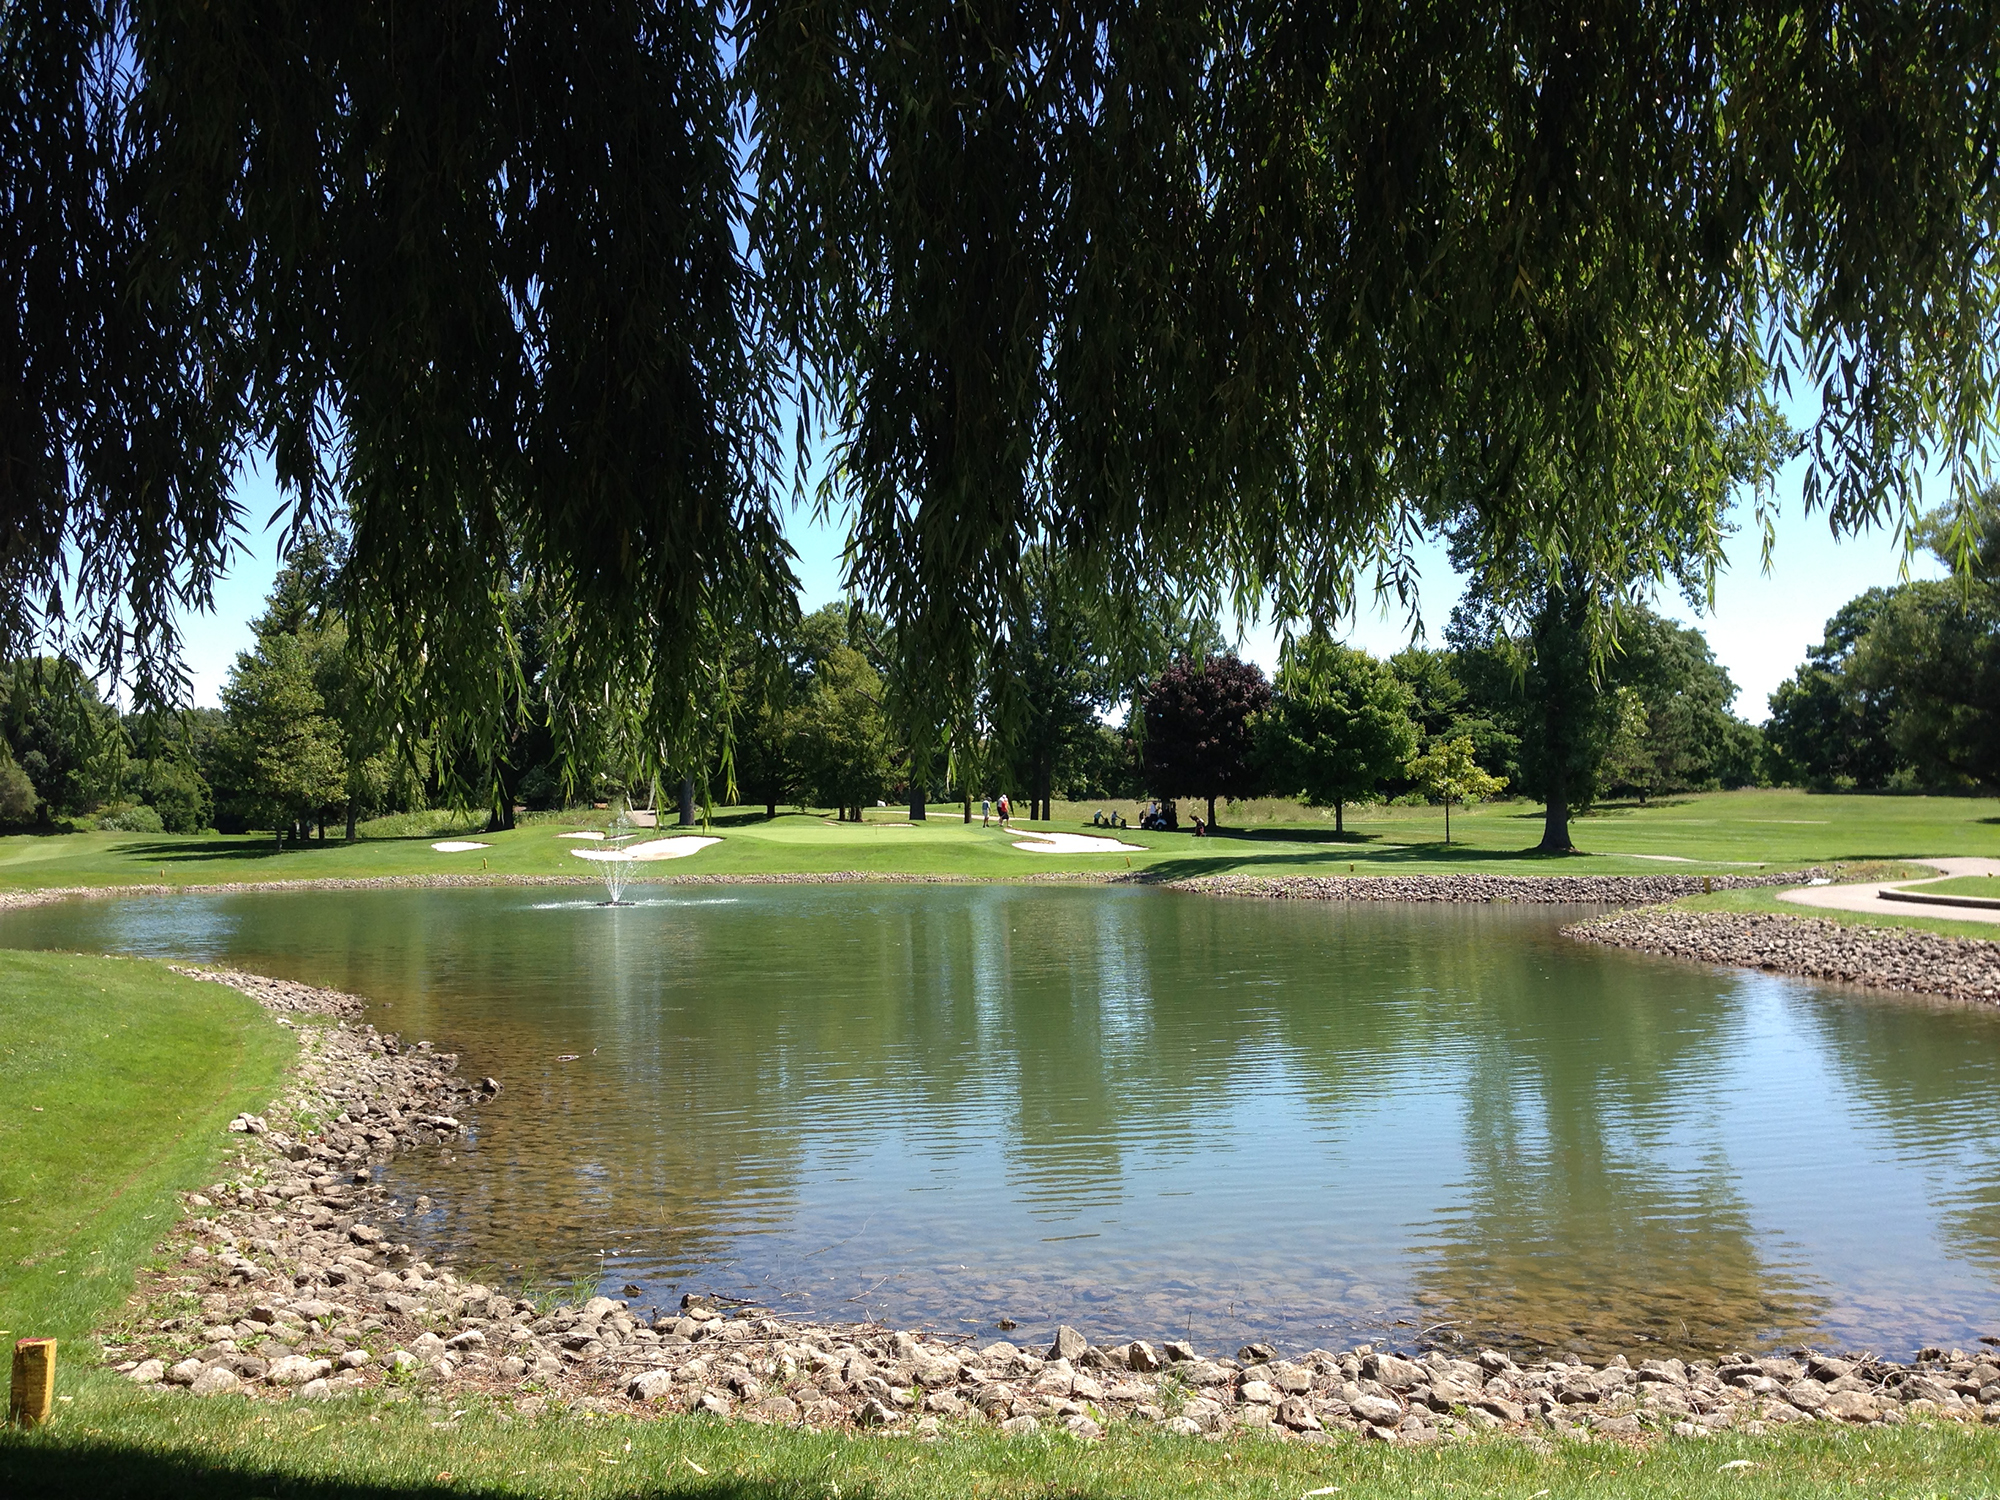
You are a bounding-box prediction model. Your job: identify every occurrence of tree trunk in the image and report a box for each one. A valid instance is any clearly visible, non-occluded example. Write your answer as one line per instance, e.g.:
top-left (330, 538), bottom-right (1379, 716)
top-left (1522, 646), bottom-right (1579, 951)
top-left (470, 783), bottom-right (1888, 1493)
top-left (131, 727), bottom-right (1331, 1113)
top-left (909, 781), bottom-right (926, 821)
top-left (345, 800), bottom-right (358, 843)
top-left (678, 775), bottom-right (696, 827)
top-left (766, 798), bottom-right (777, 819)
top-left (1445, 797), bottom-right (1452, 844)
top-left (962, 792), bottom-right (972, 824)
top-left (1335, 800), bottom-right (1344, 835)
top-left (1206, 793), bottom-right (1217, 830)
top-left (1164, 800), bottom-right (1179, 829)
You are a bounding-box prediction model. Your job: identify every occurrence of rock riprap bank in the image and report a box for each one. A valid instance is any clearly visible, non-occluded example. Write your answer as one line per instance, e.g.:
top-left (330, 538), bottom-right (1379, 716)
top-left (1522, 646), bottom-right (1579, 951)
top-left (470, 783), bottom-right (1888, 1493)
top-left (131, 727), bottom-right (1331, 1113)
top-left (1569, 908), bottom-right (2000, 1006)
top-left (1167, 871), bottom-right (1812, 904)
top-left (103, 965), bottom-right (2000, 1443)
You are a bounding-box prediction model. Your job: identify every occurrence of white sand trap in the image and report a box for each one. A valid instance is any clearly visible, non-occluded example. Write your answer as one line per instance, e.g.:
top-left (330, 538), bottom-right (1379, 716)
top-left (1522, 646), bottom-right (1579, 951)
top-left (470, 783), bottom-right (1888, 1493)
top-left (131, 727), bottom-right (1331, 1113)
top-left (570, 837), bottom-right (719, 863)
top-left (431, 840), bottom-right (490, 853)
top-left (1011, 831), bottom-right (1145, 854)
top-left (557, 831), bottom-right (605, 840)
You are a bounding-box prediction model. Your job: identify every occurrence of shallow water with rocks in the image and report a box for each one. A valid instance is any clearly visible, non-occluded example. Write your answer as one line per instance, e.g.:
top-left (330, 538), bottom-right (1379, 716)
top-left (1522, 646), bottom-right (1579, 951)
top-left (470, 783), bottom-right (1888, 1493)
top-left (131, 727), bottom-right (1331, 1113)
top-left (9, 881), bottom-right (2000, 1361)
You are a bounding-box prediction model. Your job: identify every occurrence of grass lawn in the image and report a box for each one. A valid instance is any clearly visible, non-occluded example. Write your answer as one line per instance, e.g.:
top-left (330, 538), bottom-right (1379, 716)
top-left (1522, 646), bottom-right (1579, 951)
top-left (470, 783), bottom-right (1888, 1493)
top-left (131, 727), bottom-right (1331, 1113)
top-left (5, 788), bottom-right (2000, 895)
top-left (1904, 873), bottom-right (2000, 899)
top-left (3, 1373), bottom-right (1998, 1500)
top-left (0, 951), bottom-right (293, 1348)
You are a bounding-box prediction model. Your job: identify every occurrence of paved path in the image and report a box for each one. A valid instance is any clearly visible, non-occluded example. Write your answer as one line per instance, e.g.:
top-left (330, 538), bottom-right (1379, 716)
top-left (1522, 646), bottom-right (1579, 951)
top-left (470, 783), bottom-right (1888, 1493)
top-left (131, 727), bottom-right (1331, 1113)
top-left (1776, 856), bottom-right (2000, 924)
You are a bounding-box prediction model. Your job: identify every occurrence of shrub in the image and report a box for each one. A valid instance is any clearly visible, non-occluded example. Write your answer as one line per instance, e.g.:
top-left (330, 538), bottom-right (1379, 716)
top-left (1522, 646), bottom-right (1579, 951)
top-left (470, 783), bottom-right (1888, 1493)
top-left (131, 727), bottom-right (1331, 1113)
top-left (95, 802), bottom-right (165, 833)
top-left (0, 749), bottom-right (37, 824)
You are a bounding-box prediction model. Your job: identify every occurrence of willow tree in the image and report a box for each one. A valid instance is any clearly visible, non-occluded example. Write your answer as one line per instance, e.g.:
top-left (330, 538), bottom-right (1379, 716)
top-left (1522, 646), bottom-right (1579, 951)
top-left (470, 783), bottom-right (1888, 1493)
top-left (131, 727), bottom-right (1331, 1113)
top-left (9, 4), bottom-right (2000, 766)
top-left (5, 0), bottom-right (792, 780)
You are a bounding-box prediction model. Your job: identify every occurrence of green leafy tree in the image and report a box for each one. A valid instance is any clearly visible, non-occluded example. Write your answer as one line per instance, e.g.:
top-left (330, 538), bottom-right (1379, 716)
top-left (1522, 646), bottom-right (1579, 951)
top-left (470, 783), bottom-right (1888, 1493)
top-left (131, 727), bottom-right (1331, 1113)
top-left (12, 9), bottom-right (2000, 743)
top-left (1598, 687), bottom-right (1655, 804)
top-left (791, 646), bottom-right (894, 819)
top-left (991, 550), bottom-right (1116, 823)
top-left (1410, 736), bottom-right (1508, 845)
top-left (1765, 589), bottom-right (1908, 788)
top-left (0, 656), bottom-right (128, 818)
top-left (1847, 582), bottom-right (2000, 789)
top-left (1257, 638), bottom-right (1419, 833)
top-left (219, 633), bottom-right (346, 843)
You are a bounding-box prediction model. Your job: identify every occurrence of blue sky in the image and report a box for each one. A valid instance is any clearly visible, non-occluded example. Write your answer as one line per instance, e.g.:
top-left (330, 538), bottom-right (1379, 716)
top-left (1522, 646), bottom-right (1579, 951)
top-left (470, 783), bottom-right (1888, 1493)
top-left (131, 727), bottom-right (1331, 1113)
top-left (187, 442), bottom-right (1943, 724)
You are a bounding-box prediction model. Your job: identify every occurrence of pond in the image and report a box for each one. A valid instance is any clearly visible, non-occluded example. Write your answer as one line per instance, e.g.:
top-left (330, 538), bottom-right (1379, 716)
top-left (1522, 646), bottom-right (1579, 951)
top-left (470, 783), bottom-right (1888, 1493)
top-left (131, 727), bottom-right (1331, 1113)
top-left (8, 882), bottom-right (1999, 1359)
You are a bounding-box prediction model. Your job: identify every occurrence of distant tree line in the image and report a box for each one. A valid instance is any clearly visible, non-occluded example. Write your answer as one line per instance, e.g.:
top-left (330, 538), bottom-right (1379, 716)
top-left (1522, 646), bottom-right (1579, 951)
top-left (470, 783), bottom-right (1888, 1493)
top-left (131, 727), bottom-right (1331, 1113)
top-left (13, 496), bottom-right (2000, 840)
top-left (1766, 497), bottom-right (2000, 792)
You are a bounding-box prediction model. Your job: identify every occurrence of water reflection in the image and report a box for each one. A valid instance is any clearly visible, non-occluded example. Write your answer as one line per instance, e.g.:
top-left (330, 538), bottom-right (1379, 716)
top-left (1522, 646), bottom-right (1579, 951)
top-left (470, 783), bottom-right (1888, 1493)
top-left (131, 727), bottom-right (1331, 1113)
top-left (4, 883), bottom-right (1998, 1357)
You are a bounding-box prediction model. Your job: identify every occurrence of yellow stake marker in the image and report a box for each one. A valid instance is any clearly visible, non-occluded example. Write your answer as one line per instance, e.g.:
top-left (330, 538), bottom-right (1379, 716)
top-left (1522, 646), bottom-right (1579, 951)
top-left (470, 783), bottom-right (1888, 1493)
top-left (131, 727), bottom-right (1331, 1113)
top-left (10, 1338), bottom-right (55, 1427)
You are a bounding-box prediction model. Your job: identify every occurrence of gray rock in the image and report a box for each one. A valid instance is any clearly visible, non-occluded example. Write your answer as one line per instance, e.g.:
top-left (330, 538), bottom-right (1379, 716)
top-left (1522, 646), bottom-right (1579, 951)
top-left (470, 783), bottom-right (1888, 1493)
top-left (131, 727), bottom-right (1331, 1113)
top-left (190, 1365), bottom-right (242, 1397)
top-left (1126, 1341), bottom-right (1161, 1373)
top-left (856, 1398), bottom-right (897, 1427)
top-left (1278, 1397), bottom-right (1322, 1432)
top-left (1785, 1379), bottom-right (1828, 1412)
top-left (1350, 1394), bottom-right (1404, 1426)
top-left (1063, 1414), bottom-right (1103, 1439)
top-left (1162, 1340), bottom-right (1197, 1363)
top-left (1822, 1390), bottom-right (1882, 1422)
top-left (698, 1390), bottom-right (734, 1417)
top-left (1000, 1414), bottom-right (1040, 1436)
top-left (165, 1358), bottom-right (204, 1386)
top-left (386, 1350), bottom-right (418, 1372)
top-left (128, 1359), bottom-right (167, 1383)
top-left (628, 1370), bottom-right (677, 1401)
top-left (1239, 1380), bottom-right (1278, 1405)
top-left (1161, 1415), bottom-right (1201, 1437)
top-left (1049, 1326), bottom-right (1088, 1362)
top-left (1364, 1352), bottom-right (1425, 1391)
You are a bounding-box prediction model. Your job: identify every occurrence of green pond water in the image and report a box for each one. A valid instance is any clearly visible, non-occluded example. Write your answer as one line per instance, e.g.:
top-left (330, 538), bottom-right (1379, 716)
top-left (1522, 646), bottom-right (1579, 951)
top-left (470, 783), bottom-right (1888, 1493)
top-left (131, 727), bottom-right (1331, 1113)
top-left (8, 882), bottom-right (2000, 1359)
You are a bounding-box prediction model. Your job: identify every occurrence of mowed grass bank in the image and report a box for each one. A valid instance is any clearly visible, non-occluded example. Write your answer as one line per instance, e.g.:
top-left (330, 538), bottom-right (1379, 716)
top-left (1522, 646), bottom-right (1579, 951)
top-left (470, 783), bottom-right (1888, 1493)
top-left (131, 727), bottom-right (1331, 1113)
top-left (0, 951), bottom-right (292, 1347)
top-left (5, 788), bottom-right (2000, 894)
top-left (4, 1376), bottom-right (1999, 1500)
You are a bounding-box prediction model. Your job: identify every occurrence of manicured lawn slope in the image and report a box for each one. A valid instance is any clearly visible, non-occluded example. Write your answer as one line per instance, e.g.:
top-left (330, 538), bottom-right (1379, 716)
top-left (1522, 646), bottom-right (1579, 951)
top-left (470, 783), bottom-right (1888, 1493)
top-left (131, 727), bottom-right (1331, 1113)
top-left (1907, 873), bottom-right (2000, 898)
top-left (0, 951), bottom-right (292, 1347)
top-left (5, 788), bottom-right (2000, 893)
top-left (2, 1375), bottom-right (1997, 1500)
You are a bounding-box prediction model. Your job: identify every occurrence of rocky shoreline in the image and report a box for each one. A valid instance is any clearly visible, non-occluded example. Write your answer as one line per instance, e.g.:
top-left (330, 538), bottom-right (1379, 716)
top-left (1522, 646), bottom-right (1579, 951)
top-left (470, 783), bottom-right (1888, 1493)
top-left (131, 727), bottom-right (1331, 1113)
top-left (103, 965), bottom-right (2000, 1445)
top-left (1165, 871), bottom-right (1815, 904)
top-left (1567, 907), bottom-right (2000, 1006)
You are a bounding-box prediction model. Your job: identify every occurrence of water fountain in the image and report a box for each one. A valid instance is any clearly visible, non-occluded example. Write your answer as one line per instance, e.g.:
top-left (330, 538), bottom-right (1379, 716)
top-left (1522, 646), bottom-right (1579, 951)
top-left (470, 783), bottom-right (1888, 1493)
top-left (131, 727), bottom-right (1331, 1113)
top-left (596, 810), bottom-right (640, 906)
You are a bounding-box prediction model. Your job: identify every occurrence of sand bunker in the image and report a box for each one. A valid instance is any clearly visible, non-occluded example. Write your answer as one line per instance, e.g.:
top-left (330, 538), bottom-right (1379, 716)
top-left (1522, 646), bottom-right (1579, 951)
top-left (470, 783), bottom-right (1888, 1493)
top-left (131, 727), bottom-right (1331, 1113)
top-left (431, 841), bottom-right (490, 853)
top-left (570, 837), bottom-right (720, 863)
top-left (1011, 831), bottom-right (1145, 854)
top-left (556, 831), bottom-right (605, 840)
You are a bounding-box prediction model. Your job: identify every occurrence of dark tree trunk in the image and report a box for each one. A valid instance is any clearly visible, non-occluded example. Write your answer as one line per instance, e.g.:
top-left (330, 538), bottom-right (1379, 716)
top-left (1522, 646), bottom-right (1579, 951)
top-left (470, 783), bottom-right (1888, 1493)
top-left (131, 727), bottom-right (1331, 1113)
top-left (766, 798), bottom-right (777, 819)
top-left (909, 781), bottom-right (926, 821)
top-left (1164, 800), bottom-right (1179, 829)
top-left (1335, 800), bottom-right (1344, 835)
top-left (962, 792), bottom-right (972, 823)
top-left (678, 775), bottom-right (696, 827)
top-left (345, 800), bottom-right (358, 843)
top-left (1206, 793), bottom-right (1217, 830)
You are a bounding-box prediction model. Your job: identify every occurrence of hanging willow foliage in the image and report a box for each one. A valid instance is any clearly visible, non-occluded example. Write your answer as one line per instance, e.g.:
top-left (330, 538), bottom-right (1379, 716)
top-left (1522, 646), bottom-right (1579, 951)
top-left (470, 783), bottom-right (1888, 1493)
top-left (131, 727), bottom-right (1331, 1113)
top-left (6, 2), bottom-right (1999, 762)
